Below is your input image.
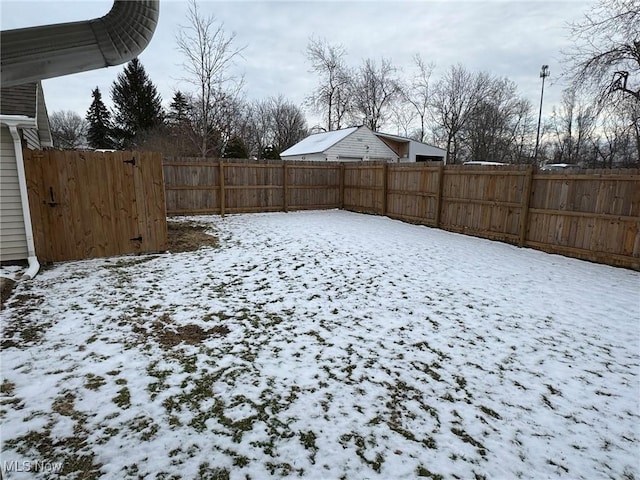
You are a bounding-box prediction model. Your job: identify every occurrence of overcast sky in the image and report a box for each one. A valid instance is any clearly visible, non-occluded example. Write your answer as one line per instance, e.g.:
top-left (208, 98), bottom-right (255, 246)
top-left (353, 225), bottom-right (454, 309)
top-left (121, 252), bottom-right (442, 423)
top-left (1, 0), bottom-right (594, 132)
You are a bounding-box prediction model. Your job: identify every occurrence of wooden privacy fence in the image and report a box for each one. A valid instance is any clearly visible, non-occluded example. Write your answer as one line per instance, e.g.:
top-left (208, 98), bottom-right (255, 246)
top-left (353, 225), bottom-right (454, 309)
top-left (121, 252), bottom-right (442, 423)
top-left (527, 170), bottom-right (639, 268)
top-left (164, 159), bottom-right (342, 215)
top-left (164, 158), bottom-right (639, 270)
top-left (24, 150), bottom-right (167, 262)
top-left (347, 163), bottom-right (639, 270)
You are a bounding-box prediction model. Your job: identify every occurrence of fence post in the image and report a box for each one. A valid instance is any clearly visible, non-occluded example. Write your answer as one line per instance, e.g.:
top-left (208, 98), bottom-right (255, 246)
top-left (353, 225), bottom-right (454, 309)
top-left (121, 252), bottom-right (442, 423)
top-left (519, 165), bottom-right (534, 247)
top-left (283, 162), bottom-right (289, 213)
top-left (382, 162), bottom-right (388, 216)
top-left (339, 163), bottom-right (345, 209)
top-left (435, 162), bottom-right (445, 228)
top-left (219, 160), bottom-right (225, 217)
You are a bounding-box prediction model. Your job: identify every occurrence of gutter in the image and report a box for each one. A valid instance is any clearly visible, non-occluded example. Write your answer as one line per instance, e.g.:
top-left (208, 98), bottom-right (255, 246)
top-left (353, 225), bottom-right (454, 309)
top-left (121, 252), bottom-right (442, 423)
top-left (1, 0), bottom-right (160, 87)
top-left (1, 117), bottom-right (40, 280)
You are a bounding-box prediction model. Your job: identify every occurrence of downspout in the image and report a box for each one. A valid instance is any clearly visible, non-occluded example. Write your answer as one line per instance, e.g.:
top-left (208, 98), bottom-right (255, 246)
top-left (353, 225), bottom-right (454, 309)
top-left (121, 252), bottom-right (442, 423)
top-left (7, 125), bottom-right (40, 280)
top-left (1, 0), bottom-right (159, 87)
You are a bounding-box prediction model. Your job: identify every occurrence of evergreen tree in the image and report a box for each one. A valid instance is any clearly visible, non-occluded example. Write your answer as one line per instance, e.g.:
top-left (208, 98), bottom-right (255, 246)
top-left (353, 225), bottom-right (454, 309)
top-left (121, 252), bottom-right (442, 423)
top-left (168, 91), bottom-right (190, 126)
top-left (86, 87), bottom-right (114, 149)
top-left (223, 136), bottom-right (249, 159)
top-left (166, 91), bottom-right (196, 156)
top-left (111, 58), bottom-right (164, 148)
top-left (261, 144), bottom-right (280, 160)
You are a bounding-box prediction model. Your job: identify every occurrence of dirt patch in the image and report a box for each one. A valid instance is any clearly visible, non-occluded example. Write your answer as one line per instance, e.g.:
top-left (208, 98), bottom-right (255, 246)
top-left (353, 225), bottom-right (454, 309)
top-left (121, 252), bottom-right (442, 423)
top-left (167, 221), bottom-right (219, 253)
top-left (157, 323), bottom-right (230, 347)
top-left (1, 276), bottom-right (17, 309)
top-left (135, 313), bottom-right (230, 348)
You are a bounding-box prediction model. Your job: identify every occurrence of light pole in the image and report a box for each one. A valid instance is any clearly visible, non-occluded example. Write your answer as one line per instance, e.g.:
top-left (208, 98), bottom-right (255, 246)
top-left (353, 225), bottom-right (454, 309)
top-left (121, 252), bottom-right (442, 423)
top-left (534, 64), bottom-right (550, 163)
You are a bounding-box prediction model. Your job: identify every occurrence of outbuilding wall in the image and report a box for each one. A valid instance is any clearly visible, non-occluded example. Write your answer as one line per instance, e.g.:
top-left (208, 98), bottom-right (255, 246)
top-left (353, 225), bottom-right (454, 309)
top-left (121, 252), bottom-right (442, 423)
top-left (325, 127), bottom-right (398, 162)
top-left (409, 142), bottom-right (446, 162)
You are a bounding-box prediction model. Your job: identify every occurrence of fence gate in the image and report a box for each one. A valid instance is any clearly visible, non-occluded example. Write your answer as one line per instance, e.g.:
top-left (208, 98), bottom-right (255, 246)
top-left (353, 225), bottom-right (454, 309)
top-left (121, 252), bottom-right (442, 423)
top-left (23, 150), bottom-right (167, 262)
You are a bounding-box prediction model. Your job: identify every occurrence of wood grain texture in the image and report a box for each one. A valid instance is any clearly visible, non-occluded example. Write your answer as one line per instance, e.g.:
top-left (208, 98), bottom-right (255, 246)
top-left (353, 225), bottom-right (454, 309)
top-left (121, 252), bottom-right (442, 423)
top-left (24, 150), bottom-right (167, 262)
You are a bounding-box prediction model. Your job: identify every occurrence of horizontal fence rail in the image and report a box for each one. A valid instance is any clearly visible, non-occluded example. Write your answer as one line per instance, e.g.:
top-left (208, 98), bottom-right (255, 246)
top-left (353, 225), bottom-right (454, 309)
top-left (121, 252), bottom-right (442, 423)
top-left (163, 158), bottom-right (640, 270)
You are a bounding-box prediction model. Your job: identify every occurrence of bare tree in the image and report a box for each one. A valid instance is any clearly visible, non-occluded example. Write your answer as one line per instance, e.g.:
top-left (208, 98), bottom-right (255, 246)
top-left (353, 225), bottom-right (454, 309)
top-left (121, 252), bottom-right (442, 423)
top-left (269, 95), bottom-right (308, 153)
top-left (351, 57), bottom-right (402, 132)
top-left (176, 0), bottom-right (245, 158)
top-left (548, 88), bottom-right (597, 165)
top-left (242, 96), bottom-right (307, 158)
top-left (563, 0), bottom-right (640, 104)
top-left (509, 99), bottom-right (536, 164)
top-left (209, 85), bottom-right (246, 157)
top-left (244, 99), bottom-right (272, 159)
top-left (626, 98), bottom-right (640, 163)
top-left (462, 77), bottom-right (534, 163)
top-left (49, 110), bottom-right (88, 149)
top-left (226, 102), bottom-right (258, 158)
top-left (390, 102), bottom-right (417, 138)
top-left (592, 96), bottom-right (640, 167)
top-left (430, 65), bottom-right (491, 164)
top-left (402, 54), bottom-right (434, 142)
top-left (305, 36), bottom-right (352, 131)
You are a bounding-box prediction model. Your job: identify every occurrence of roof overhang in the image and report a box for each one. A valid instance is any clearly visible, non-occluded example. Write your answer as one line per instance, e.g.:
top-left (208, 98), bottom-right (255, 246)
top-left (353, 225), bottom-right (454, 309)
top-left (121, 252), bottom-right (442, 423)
top-left (374, 132), bottom-right (410, 143)
top-left (0, 114), bottom-right (37, 129)
top-left (374, 131), bottom-right (446, 154)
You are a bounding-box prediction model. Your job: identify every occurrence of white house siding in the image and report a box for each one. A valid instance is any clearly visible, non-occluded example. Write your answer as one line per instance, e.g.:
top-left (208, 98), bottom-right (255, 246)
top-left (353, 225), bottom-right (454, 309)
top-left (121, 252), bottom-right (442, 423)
top-left (0, 126), bottom-right (28, 261)
top-left (325, 127), bottom-right (398, 162)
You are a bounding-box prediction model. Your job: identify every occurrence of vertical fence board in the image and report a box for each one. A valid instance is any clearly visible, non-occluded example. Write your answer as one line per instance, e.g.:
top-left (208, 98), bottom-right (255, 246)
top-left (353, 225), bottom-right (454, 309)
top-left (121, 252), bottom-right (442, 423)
top-left (219, 161), bottom-right (225, 217)
top-left (283, 163), bottom-right (288, 212)
top-left (23, 150), bottom-right (47, 259)
top-left (519, 166), bottom-right (534, 246)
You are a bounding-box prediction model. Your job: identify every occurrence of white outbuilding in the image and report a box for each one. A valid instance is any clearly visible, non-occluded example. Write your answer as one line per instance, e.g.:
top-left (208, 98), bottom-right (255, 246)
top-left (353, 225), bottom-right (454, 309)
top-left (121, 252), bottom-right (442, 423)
top-left (280, 125), bottom-right (446, 163)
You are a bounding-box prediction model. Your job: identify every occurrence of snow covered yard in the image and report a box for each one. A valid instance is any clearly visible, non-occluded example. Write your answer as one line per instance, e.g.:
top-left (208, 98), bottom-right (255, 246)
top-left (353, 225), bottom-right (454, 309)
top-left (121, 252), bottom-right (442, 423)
top-left (1, 210), bottom-right (638, 480)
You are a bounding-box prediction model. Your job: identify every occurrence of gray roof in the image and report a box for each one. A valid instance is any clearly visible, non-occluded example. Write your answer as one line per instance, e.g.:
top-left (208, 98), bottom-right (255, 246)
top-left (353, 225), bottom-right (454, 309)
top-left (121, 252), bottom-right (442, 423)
top-left (0, 82), bottom-right (38, 117)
